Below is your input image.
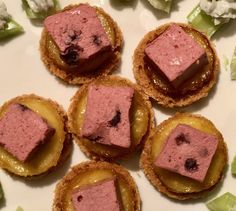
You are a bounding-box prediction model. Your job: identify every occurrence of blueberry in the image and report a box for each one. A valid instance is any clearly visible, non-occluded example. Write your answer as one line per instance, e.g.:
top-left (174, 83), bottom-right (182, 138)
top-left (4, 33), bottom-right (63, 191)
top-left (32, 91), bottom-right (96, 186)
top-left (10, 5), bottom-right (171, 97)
top-left (175, 133), bottom-right (190, 145)
top-left (85, 136), bottom-right (102, 142)
top-left (92, 35), bottom-right (102, 46)
top-left (108, 110), bottom-right (121, 127)
top-left (18, 104), bottom-right (29, 111)
top-left (184, 158), bottom-right (198, 172)
top-left (77, 195), bottom-right (83, 202)
top-left (60, 46), bottom-right (83, 65)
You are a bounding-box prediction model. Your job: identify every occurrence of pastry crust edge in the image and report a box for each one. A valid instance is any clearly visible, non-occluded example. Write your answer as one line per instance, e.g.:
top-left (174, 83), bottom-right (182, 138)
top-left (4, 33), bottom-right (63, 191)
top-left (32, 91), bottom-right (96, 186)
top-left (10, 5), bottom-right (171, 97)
top-left (133, 22), bottom-right (220, 108)
top-left (67, 75), bottom-right (155, 161)
top-left (0, 94), bottom-right (72, 179)
top-left (53, 161), bottom-right (141, 211)
top-left (40, 4), bottom-right (123, 85)
top-left (140, 112), bottom-right (228, 200)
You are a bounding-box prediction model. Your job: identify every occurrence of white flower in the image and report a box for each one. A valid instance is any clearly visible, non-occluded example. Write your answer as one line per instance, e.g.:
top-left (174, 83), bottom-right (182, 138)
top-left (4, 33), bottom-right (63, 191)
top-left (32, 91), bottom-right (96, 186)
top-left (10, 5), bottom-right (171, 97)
top-left (26, 0), bottom-right (54, 13)
top-left (200, 0), bottom-right (236, 25)
top-left (0, 0), bottom-right (10, 30)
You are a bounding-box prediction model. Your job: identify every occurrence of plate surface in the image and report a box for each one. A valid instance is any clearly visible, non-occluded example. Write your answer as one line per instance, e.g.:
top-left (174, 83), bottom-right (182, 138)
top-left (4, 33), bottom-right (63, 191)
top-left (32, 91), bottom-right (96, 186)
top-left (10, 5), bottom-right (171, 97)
top-left (1, 0), bottom-right (236, 210)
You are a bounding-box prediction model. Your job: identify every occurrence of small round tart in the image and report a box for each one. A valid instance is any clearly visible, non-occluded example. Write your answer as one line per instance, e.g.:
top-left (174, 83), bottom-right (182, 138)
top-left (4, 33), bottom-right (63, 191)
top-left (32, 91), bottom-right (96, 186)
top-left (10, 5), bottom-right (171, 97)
top-left (140, 113), bottom-right (227, 200)
top-left (40, 4), bottom-right (123, 85)
top-left (0, 94), bottom-right (72, 178)
top-left (53, 161), bottom-right (140, 211)
top-left (133, 22), bottom-right (220, 108)
top-left (68, 75), bottom-right (155, 161)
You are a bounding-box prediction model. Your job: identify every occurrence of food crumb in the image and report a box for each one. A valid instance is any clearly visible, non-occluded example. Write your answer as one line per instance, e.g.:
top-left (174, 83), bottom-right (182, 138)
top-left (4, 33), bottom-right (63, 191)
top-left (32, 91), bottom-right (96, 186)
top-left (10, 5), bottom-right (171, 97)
top-left (16, 206), bottom-right (24, 211)
top-left (136, 172), bottom-right (141, 178)
top-left (222, 54), bottom-right (229, 71)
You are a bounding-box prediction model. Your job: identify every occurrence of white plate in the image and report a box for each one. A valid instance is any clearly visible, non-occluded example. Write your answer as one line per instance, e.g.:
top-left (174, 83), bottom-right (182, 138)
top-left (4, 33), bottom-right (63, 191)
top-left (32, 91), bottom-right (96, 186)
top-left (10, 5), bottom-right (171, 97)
top-left (1, 0), bottom-right (236, 210)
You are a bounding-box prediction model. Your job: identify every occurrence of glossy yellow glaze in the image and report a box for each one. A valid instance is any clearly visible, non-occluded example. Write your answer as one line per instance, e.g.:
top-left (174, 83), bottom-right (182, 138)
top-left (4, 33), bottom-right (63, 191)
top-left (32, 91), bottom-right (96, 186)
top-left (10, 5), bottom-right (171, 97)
top-left (0, 96), bottom-right (65, 176)
top-left (73, 87), bottom-right (149, 157)
top-left (61, 169), bottom-right (135, 211)
top-left (147, 25), bottom-right (215, 96)
top-left (151, 114), bottom-right (226, 193)
top-left (46, 8), bottom-right (116, 69)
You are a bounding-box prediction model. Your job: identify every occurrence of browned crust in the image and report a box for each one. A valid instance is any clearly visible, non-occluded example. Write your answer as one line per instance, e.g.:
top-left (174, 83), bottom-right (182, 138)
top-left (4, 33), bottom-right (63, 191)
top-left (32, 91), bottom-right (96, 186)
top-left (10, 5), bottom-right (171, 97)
top-left (0, 94), bottom-right (72, 178)
top-left (53, 161), bottom-right (141, 211)
top-left (133, 22), bottom-right (220, 108)
top-left (140, 112), bottom-right (228, 200)
top-left (67, 75), bottom-right (155, 161)
top-left (40, 4), bottom-right (123, 85)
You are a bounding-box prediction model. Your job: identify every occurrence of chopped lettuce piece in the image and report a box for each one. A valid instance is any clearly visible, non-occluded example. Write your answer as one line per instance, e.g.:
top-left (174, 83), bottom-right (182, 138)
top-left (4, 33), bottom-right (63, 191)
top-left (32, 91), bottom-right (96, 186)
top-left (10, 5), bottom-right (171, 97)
top-left (22, 0), bottom-right (60, 20)
top-left (230, 48), bottom-right (236, 80)
top-left (16, 207), bottom-right (24, 211)
top-left (0, 182), bottom-right (4, 203)
top-left (0, 1), bottom-right (24, 40)
top-left (147, 0), bottom-right (172, 13)
top-left (223, 55), bottom-right (229, 71)
top-left (0, 18), bottom-right (24, 40)
top-left (231, 155), bottom-right (236, 174)
top-left (187, 5), bottom-right (225, 37)
top-left (206, 192), bottom-right (236, 211)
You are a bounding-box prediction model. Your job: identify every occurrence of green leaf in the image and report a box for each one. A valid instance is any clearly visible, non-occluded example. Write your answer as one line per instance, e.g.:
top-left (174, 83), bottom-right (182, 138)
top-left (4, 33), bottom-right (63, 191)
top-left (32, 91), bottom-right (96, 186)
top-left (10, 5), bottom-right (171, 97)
top-left (0, 18), bottom-right (24, 40)
top-left (16, 206), bottom-right (24, 211)
top-left (231, 155), bottom-right (236, 174)
top-left (22, 0), bottom-right (60, 20)
top-left (206, 192), bottom-right (236, 211)
top-left (0, 182), bottom-right (4, 203)
top-left (147, 0), bottom-right (172, 13)
top-left (187, 5), bottom-right (225, 37)
top-left (230, 48), bottom-right (236, 80)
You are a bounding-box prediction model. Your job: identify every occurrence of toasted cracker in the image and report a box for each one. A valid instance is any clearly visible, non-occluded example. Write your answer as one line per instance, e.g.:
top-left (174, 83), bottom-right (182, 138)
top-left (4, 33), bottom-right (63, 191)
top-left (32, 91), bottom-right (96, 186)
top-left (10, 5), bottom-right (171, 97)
top-left (140, 113), bottom-right (228, 200)
top-left (53, 161), bottom-right (141, 211)
top-left (40, 4), bottom-right (123, 85)
top-left (0, 94), bottom-right (72, 178)
top-left (133, 23), bottom-right (220, 108)
top-left (68, 75), bottom-right (155, 161)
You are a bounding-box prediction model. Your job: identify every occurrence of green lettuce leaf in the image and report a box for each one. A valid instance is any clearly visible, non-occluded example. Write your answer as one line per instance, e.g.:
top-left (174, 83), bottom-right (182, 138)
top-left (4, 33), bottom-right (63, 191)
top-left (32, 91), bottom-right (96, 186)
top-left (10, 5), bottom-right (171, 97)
top-left (22, 0), bottom-right (60, 20)
top-left (0, 18), bottom-right (24, 40)
top-left (187, 5), bottom-right (225, 37)
top-left (16, 206), bottom-right (24, 211)
top-left (147, 0), bottom-right (172, 13)
top-left (230, 48), bottom-right (236, 80)
top-left (0, 182), bottom-right (4, 203)
top-left (207, 192), bottom-right (236, 211)
top-left (231, 155), bottom-right (236, 174)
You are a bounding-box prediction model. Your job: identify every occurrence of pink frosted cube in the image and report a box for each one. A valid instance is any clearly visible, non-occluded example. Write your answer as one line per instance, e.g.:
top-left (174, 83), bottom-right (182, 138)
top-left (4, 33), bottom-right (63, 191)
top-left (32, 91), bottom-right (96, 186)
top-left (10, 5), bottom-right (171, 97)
top-left (0, 103), bottom-right (55, 162)
top-left (145, 24), bottom-right (208, 88)
top-left (71, 178), bottom-right (122, 211)
top-left (154, 124), bottom-right (218, 182)
top-left (81, 85), bottom-right (134, 148)
top-left (44, 4), bottom-right (111, 70)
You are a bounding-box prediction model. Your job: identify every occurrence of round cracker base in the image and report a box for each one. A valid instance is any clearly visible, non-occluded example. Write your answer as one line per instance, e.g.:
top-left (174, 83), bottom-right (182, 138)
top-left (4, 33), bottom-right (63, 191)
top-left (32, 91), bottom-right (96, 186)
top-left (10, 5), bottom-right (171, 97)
top-left (68, 75), bottom-right (155, 161)
top-left (40, 4), bottom-right (123, 85)
top-left (0, 94), bottom-right (72, 179)
top-left (140, 113), bottom-right (228, 200)
top-left (53, 161), bottom-right (141, 211)
top-left (133, 23), bottom-right (220, 108)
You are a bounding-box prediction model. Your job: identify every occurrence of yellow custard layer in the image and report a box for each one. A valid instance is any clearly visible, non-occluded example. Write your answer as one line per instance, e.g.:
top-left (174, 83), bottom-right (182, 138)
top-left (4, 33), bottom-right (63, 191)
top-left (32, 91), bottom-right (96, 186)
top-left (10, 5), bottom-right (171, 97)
top-left (60, 169), bottom-right (136, 211)
top-left (146, 24), bottom-right (216, 96)
top-left (46, 8), bottom-right (116, 69)
top-left (0, 96), bottom-right (65, 177)
top-left (151, 114), bottom-right (226, 193)
top-left (71, 80), bottom-right (149, 158)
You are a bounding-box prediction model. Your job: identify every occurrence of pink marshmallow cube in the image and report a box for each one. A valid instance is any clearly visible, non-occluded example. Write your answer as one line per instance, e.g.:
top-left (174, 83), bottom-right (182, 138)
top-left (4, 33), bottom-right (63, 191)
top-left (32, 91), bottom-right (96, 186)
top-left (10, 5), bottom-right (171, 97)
top-left (71, 178), bottom-right (122, 211)
top-left (81, 85), bottom-right (134, 148)
top-left (145, 24), bottom-right (208, 88)
top-left (154, 124), bottom-right (218, 182)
